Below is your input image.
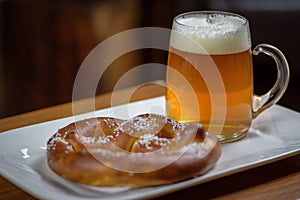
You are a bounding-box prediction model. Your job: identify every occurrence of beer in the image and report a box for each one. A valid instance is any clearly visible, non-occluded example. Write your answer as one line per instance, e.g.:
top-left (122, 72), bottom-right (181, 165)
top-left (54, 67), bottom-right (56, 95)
top-left (166, 11), bottom-right (290, 143)
top-left (166, 12), bottom-right (253, 141)
top-left (166, 47), bottom-right (253, 134)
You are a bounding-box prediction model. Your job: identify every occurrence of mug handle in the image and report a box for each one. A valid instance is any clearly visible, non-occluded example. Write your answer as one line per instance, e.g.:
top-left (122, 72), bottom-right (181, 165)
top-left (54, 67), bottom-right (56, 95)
top-left (252, 44), bottom-right (290, 118)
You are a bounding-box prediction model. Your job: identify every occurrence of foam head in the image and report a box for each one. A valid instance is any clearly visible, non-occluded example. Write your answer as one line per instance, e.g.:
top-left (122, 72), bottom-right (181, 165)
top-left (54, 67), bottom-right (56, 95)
top-left (170, 12), bottom-right (251, 54)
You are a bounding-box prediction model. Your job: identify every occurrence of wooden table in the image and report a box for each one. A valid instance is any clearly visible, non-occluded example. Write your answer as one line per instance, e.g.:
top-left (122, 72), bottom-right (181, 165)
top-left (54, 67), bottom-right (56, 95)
top-left (1, 83), bottom-right (300, 200)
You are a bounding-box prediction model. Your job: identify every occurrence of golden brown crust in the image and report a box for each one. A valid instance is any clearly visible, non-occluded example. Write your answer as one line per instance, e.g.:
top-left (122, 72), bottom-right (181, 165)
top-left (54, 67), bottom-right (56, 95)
top-left (46, 114), bottom-right (221, 187)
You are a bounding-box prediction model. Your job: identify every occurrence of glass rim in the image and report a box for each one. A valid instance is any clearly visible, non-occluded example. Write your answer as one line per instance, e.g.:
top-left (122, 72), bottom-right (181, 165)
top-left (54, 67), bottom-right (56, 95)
top-left (174, 10), bottom-right (248, 29)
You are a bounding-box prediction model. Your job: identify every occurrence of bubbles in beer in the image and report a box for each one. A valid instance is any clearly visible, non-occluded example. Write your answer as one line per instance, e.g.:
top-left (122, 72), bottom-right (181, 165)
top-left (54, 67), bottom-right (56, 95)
top-left (178, 14), bottom-right (244, 29)
top-left (171, 12), bottom-right (251, 54)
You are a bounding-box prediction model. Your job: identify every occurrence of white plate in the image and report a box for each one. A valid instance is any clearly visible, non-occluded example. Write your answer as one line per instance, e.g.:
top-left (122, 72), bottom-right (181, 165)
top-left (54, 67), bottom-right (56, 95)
top-left (1, 96), bottom-right (300, 200)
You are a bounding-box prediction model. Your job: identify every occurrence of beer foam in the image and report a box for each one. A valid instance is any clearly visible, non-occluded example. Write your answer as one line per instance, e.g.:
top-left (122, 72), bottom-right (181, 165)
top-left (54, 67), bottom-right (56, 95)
top-left (170, 12), bottom-right (251, 54)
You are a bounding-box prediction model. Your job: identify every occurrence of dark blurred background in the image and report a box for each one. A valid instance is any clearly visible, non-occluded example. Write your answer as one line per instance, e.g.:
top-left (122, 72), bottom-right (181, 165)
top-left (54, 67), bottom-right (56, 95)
top-left (0, 0), bottom-right (299, 118)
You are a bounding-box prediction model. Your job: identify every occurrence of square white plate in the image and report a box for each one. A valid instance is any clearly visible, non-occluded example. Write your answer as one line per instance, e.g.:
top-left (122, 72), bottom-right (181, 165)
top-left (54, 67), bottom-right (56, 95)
top-left (1, 96), bottom-right (300, 200)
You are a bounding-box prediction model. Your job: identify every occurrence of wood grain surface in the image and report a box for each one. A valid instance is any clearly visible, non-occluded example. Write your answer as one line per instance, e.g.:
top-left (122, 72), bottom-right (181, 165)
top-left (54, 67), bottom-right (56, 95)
top-left (0, 83), bottom-right (299, 200)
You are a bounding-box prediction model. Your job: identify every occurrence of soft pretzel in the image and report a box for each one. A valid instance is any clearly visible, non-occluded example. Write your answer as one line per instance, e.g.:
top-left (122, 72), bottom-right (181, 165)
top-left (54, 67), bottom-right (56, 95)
top-left (46, 113), bottom-right (221, 187)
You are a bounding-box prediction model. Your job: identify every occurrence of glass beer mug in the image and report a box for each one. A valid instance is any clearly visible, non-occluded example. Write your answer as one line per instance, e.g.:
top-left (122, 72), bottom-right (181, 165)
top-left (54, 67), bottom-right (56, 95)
top-left (166, 11), bottom-right (290, 143)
